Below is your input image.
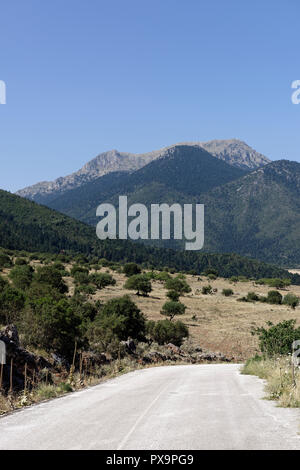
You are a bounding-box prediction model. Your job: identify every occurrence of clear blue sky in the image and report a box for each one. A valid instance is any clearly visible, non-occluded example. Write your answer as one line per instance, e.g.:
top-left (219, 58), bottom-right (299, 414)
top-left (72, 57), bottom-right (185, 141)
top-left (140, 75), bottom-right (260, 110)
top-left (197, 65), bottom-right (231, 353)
top-left (0, 0), bottom-right (299, 192)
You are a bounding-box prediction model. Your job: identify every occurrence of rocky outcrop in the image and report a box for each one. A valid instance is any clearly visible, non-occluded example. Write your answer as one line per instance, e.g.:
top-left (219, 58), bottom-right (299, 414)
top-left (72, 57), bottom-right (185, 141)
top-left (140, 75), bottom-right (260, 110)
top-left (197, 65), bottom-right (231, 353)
top-left (139, 343), bottom-right (233, 365)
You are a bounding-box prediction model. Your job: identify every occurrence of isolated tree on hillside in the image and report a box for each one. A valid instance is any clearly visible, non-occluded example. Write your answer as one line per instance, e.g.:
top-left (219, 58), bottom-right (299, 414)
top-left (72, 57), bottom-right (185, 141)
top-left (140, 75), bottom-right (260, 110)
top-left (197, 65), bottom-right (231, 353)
top-left (124, 274), bottom-right (152, 296)
top-left (160, 300), bottom-right (186, 321)
top-left (123, 263), bottom-right (141, 277)
top-left (165, 277), bottom-right (191, 296)
top-left (166, 290), bottom-right (180, 302)
top-left (89, 272), bottom-right (116, 289)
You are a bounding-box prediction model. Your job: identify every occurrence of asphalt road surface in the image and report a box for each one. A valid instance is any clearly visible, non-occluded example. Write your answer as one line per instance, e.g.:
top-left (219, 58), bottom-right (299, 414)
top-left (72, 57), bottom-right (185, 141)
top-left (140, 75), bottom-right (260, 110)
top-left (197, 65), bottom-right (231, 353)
top-left (0, 364), bottom-right (299, 450)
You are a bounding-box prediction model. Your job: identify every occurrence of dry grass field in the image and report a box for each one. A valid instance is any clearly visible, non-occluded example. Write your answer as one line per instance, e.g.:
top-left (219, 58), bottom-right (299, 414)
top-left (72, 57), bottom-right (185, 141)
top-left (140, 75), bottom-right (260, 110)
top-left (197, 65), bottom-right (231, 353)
top-left (64, 268), bottom-right (300, 361)
top-left (3, 261), bottom-right (300, 362)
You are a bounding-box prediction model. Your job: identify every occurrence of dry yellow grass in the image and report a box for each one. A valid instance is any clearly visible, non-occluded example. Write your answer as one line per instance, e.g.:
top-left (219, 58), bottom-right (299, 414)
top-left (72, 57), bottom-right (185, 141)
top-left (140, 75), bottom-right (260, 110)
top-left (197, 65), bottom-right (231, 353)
top-left (3, 261), bottom-right (300, 361)
top-left (75, 268), bottom-right (300, 361)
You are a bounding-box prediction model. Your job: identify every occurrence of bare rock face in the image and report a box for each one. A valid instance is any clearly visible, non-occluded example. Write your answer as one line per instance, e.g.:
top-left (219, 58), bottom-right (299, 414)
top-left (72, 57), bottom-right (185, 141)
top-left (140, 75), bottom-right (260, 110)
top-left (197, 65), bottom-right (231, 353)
top-left (199, 139), bottom-right (270, 170)
top-left (16, 140), bottom-right (270, 202)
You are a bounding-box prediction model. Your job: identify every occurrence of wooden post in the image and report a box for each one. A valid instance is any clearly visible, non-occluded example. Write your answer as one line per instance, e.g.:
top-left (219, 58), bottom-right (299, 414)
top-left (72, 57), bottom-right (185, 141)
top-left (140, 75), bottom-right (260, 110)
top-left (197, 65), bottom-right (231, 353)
top-left (0, 363), bottom-right (3, 392)
top-left (72, 341), bottom-right (77, 370)
top-left (9, 358), bottom-right (13, 394)
top-left (79, 353), bottom-right (83, 382)
top-left (24, 363), bottom-right (27, 394)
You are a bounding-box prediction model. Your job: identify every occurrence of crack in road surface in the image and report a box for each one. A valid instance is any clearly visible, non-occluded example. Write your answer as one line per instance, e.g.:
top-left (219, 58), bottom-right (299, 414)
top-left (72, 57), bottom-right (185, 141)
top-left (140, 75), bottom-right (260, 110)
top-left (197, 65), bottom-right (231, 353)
top-left (0, 364), bottom-right (299, 450)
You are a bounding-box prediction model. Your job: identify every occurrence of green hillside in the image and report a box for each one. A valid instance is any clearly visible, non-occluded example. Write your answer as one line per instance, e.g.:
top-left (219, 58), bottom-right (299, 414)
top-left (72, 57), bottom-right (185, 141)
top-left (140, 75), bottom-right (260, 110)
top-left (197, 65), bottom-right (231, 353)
top-left (0, 189), bottom-right (298, 282)
top-left (201, 160), bottom-right (300, 265)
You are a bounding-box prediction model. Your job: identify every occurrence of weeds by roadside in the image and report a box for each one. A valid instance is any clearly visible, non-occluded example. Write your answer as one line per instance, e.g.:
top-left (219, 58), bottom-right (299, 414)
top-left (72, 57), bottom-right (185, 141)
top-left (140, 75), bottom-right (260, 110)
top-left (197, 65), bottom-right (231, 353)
top-left (241, 356), bottom-right (300, 407)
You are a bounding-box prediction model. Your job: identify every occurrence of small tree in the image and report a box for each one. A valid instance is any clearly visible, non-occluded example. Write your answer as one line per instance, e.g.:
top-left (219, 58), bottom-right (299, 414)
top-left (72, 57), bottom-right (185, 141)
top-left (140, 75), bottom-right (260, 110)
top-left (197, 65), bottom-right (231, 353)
top-left (165, 277), bottom-right (191, 296)
top-left (70, 265), bottom-right (89, 276)
top-left (124, 274), bottom-right (152, 296)
top-left (73, 271), bottom-right (90, 285)
top-left (148, 320), bottom-right (189, 346)
top-left (267, 290), bottom-right (282, 305)
top-left (160, 301), bottom-right (186, 321)
top-left (252, 320), bottom-right (300, 356)
top-left (89, 273), bottom-right (116, 289)
top-left (283, 293), bottom-right (299, 309)
top-left (0, 287), bottom-right (26, 323)
top-left (123, 263), bottom-right (141, 277)
top-left (95, 295), bottom-right (146, 340)
top-left (21, 297), bottom-right (84, 360)
top-left (9, 265), bottom-right (34, 290)
top-left (154, 271), bottom-right (171, 282)
top-left (247, 291), bottom-right (259, 302)
top-left (167, 290), bottom-right (180, 302)
top-left (34, 266), bottom-right (68, 294)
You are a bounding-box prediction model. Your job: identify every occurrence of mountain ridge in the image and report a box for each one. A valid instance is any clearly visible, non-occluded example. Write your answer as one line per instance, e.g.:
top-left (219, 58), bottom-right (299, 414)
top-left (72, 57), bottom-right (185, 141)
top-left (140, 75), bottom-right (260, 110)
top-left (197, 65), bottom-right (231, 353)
top-left (16, 139), bottom-right (270, 204)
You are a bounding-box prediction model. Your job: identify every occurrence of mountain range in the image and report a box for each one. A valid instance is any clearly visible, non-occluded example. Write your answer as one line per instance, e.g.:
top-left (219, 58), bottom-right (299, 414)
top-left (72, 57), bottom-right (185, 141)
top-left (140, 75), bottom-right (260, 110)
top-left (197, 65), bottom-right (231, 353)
top-left (15, 138), bottom-right (300, 266)
top-left (16, 139), bottom-right (270, 204)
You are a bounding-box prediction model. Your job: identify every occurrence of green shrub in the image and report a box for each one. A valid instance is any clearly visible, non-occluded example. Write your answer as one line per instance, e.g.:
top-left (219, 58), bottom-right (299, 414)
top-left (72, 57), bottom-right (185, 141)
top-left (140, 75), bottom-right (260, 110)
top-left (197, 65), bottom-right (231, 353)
top-left (123, 263), bottom-right (141, 277)
top-left (9, 265), bottom-right (34, 290)
top-left (166, 290), bottom-right (180, 302)
top-left (21, 297), bottom-right (84, 360)
top-left (89, 273), bottom-right (116, 289)
top-left (202, 268), bottom-right (218, 277)
top-left (283, 293), bottom-right (299, 309)
top-left (252, 320), bottom-right (300, 356)
top-left (247, 291), bottom-right (259, 301)
top-left (0, 253), bottom-right (12, 269)
top-left (73, 271), bottom-right (90, 285)
top-left (267, 290), bottom-right (282, 305)
top-left (70, 265), bottom-right (89, 277)
top-left (14, 258), bottom-right (28, 266)
top-left (57, 382), bottom-right (73, 394)
top-left (34, 266), bottom-right (68, 294)
top-left (148, 320), bottom-right (189, 346)
top-left (0, 287), bottom-right (26, 323)
top-left (160, 301), bottom-right (186, 321)
top-left (124, 274), bottom-right (152, 296)
top-left (256, 278), bottom-right (291, 288)
top-left (165, 278), bottom-right (191, 295)
top-left (74, 284), bottom-right (96, 295)
top-left (52, 262), bottom-right (68, 275)
top-left (154, 271), bottom-right (171, 282)
top-left (202, 285), bottom-right (212, 295)
top-left (0, 275), bottom-right (9, 293)
top-left (95, 295), bottom-right (146, 341)
top-left (222, 288), bottom-right (233, 297)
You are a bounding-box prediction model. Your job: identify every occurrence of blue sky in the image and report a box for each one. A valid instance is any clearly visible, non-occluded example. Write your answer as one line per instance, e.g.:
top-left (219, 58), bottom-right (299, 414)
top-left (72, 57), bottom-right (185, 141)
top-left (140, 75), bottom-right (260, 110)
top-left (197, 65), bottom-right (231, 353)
top-left (0, 0), bottom-right (299, 192)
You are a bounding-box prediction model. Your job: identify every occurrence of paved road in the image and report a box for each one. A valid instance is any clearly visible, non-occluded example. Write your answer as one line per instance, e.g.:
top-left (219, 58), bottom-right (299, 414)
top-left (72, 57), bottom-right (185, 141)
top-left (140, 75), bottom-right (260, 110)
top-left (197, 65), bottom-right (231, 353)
top-left (0, 364), bottom-right (299, 450)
